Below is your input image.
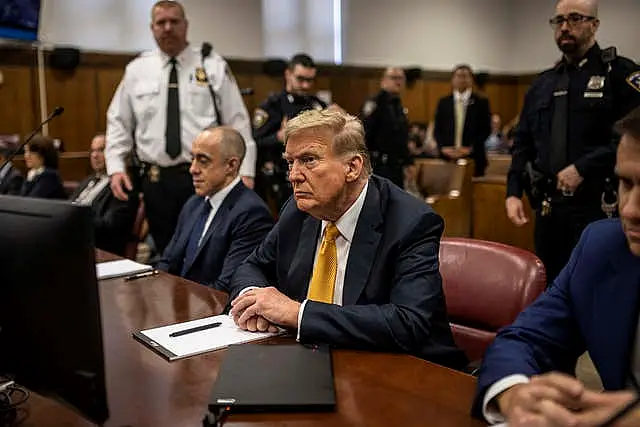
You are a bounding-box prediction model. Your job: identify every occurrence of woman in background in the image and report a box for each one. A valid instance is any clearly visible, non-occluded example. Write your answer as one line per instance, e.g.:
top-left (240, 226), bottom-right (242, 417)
top-left (20, 135), bottom-right (66, 199)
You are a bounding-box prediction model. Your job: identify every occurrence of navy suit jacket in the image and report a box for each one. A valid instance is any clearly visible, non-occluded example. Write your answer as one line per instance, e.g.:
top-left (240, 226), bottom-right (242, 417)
top-left (157, 181), bottom-right (273, 292)
top-left (230, 176), bottom-right (468, 369)
top-left (0, 164), bottom-right (24, 195)
top-left (433, 93), bottom-right (491, 176)
top-left (473, 218), bottom-right (640, 417)
top-left (20, 168), bottom-right (66, 199)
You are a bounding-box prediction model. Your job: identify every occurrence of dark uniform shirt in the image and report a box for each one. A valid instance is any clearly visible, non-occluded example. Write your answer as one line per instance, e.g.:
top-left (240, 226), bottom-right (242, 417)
top-left (252, 90), bottom-right (327, 169)
top-left (508, 43), bottom-right (640, 200)
top-left (361, 90), bottom-right (412, 167)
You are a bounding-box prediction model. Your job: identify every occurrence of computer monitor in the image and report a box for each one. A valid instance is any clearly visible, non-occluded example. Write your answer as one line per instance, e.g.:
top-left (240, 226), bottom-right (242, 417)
top-left (0, 196), bottom-right (109, 424)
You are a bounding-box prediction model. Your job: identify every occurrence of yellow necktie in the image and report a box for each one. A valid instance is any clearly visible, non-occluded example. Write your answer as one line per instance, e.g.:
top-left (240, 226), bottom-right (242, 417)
top-left (307, 223), bottom-right (340, 304)
top-left (454, 98), bottom-right (466, 149)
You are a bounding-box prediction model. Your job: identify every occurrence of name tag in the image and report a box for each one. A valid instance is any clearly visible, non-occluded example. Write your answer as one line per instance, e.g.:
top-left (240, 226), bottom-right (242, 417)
top-left (584, 92), bottom-right (604, 98)
top-left (553, 90), bottom-right (568, 97)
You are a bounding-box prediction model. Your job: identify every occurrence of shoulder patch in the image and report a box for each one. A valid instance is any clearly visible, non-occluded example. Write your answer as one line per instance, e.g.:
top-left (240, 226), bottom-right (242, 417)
top-left (253, 108), bottom-right (269, 128)
top-left (627, 71), bottom-right (640, 93)
top-left (362, 100), bottom-right (377, 117)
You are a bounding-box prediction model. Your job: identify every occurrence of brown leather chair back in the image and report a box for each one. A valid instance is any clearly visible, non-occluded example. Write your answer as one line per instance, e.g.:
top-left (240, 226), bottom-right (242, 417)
top-left (439, 237), bottom-right (546, 361)
top-left (124, 195), bottom-right (146, 260)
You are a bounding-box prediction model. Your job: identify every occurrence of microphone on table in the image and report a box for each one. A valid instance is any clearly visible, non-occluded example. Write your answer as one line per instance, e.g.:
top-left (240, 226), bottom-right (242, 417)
top-left (0, 107), bottom-right (65, 170)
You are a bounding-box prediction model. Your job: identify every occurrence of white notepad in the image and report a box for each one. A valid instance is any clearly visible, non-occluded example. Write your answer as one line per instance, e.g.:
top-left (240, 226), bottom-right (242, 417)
top-left (133, 314), bottom-right (284, 361)
top-left (96, 259), bottom-right (153, 280)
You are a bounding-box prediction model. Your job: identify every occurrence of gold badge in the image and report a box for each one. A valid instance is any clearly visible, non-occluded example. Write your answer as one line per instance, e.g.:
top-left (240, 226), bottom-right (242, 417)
top-left (587, 76), bottom-right (605, 90)
top-left (149, 165), bottom-right (160, 183)
top-left (362, 100), bottom-right (376, 117)
top-left (253, 108), bottom-right (269, 128)
top-left (627, 71), bottom-right (640, 93)
top-left (195, 67), bottom-right (208, 84)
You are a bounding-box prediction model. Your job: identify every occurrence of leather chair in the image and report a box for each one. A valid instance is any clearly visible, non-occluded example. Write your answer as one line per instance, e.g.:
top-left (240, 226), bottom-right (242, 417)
top-left (439, 237), bottom-right (546, 362)
top-left (124, 194), bottom-right (146, 260)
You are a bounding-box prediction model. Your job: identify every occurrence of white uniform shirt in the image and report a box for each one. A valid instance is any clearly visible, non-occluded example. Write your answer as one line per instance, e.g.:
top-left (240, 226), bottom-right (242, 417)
top-left (105, 45), bottom-right (256, 178)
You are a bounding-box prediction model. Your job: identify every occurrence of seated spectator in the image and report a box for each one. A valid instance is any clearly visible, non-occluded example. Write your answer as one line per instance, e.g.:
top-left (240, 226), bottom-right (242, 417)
top-left (20, 135), bottom-right (66, 199)
top-left (0, 137), bottom-right (24, 195)
top-left (228, 109), bottom-right (467, 369)
top-left (70, 134), bottom-right (139, 256)
top-left (484, 114), bottom-right (508, 153)
top-left (157, 127), bottom-right (273, 291)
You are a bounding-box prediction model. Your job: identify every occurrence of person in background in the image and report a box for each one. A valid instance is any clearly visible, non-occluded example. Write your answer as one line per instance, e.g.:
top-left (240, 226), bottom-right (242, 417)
top-left (434, 64), bottom-right (491, 176)
top-left (228, 109), bottom-right (467, 370)
top-left (71, 134), bottom-right (139, 257)
top-left (157, 127), bottom-right (273, 291)
top-left (252, 53), bottom-right (328, 213)
top-left (0, 138), bottom-right (23, 195)
top-left (20, 135), bottom-right (65, 199)
top-left (361, 67), bottom-right (413, 188)
top-left (106, 0), bottom-right (256, 257)
top-left (485, 114), bottom-right (508, 154)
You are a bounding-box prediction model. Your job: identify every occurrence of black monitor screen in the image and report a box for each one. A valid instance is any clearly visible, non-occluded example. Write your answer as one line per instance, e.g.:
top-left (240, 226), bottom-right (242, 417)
top-left (0, 196), bottom-right (109, 424)
top-left (0, 0), bottom-right (41, 41)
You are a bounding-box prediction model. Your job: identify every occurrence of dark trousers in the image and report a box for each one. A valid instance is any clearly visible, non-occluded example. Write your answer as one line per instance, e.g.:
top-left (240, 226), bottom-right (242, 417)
top-left (141, 164), bottom-right (194, 255)
top-left (534, 197), bottom-right (605, 285)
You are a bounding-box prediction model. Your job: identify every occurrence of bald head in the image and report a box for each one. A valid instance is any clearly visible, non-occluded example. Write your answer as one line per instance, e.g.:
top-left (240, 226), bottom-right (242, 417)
top-left (381, 67), bottom-right (405, 94)
top-left (556, 0), bottom-right (598, 17)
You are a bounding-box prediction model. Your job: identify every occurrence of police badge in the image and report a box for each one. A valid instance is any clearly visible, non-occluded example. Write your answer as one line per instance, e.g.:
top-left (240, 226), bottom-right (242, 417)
top-left (587, 75), bottom-right (605, 90)
top-left (362, 101), bottom-right (376, 117)
top-left (253, 108), bottom-right (269, 128)
top-left (195, 67), bottom-right (208, 84)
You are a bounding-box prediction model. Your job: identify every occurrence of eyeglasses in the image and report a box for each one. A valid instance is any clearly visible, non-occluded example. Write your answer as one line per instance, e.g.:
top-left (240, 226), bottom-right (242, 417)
top-left (549, 13), bottom-right (597, 28)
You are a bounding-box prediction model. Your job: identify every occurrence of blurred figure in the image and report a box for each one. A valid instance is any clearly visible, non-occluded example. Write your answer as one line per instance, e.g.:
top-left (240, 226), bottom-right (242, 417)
top-left (0, 137), bottom-right (23, 195)
top-left (361, 67), bottom-right (412, 188)
top-left (71, 134), bottom-right (140, 256)
top-left (484, 114), bottom-right (508, 154)
top-left (434, 64), bottom-right (491, 176)
top-left (20, 135), bottom-right (65, 199)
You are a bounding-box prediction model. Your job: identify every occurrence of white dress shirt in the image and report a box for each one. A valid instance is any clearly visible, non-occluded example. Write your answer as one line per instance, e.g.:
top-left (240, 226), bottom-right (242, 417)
top-left (198, 176), bottom-right (241, 246)
top-left (105, 45), bottom-right (256, 178)
top-left (73, 175), bottom-right (110, 206)
top-left (453, 89), bottom-right (472, 105)
top-left (296, 181), bottom-right (369, 337)
top-left (26, 167), bottom-right (44, 182)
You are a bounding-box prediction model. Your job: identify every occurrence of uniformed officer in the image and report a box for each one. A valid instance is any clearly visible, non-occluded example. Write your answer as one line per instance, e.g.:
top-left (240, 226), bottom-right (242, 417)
top-left (252, 53), bottom-right (327, 212)
top-left (105, 0), bottom-right (256, 255)
top-left (506, 0), bottom-right (640, 283)
top-left (361, 67), bottom-right (412, 189)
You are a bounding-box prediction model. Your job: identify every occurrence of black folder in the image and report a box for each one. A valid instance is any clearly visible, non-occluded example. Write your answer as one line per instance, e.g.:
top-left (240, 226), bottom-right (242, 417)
top-left (207, 344), bottom-right (336, 416)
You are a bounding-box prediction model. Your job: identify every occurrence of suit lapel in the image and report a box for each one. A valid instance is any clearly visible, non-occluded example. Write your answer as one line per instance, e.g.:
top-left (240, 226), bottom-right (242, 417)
top-left (597, 242), bottom-right (640, 388)
top-left (342, 181), bottom-right (383, 305)
top-left (287, 216), bottom-right (321, 302)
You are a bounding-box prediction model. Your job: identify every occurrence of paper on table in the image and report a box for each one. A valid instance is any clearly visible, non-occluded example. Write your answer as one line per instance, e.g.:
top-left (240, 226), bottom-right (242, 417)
top-left (96, 259), bottom-right (153, 280)
top-left (133, 314), bottom-right (284, 361)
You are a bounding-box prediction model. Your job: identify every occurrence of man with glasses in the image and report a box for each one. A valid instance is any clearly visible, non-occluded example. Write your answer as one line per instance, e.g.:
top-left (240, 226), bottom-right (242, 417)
top-left (361, 67), bottom-right (412, 188)
top-left (505, 0), bottom-right (640, 284)
top-left (252, 53), bottom-right (328, 212)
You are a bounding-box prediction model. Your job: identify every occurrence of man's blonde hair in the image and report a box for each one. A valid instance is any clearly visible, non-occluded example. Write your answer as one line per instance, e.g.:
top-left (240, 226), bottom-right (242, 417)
top-left (151, 0), bottom-right (186, 21)
top-left (284, 109), bottom-right (372, 175)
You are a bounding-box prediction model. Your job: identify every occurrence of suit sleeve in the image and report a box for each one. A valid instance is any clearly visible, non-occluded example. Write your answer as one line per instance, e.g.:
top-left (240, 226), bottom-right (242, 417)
top-left (8, 173), bottom-right (24, 196)
top-left (574, 59), bottom-right (640, 178)
top-left (93, 191), bottom-right (139, 247)
top-left (212, 205), bottom-right (274, 292)
top-left (471, 226), bottom-right (591, 418)
top-left (299, 212), bottom-right (451, 356)
top-left (507, 87), bottom-right (538, 199)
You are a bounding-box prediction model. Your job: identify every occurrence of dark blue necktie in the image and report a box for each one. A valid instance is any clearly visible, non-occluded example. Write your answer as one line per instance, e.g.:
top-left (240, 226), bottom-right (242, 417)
top-left (182, 200), bottom-right (212, 275)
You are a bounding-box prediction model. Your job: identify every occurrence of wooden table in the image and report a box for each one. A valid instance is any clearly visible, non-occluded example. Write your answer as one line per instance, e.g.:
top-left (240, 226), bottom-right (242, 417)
top-left (23, 250), bottom-right (485, 427)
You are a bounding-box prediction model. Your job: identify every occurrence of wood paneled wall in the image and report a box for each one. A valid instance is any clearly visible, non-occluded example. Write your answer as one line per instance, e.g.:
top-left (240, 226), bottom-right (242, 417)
top-left (0, 45), bottom-right (537, 166)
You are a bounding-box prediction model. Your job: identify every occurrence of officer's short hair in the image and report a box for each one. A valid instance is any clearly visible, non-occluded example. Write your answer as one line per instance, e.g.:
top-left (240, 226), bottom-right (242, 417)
top-left (615, 106), bottom-right (640, 142)
top-left (27, 135), bottom-right (59, 169)
top-left (289, 53), bottom-right (316, 70)
top-left (213, 127), bottom-right (246, 168)
top-left (284, 109), bottom-right (372, 176)
top-left (452, 64), bottom-right (474, 76)
top-left (151, 0), bottom-right (186, 21)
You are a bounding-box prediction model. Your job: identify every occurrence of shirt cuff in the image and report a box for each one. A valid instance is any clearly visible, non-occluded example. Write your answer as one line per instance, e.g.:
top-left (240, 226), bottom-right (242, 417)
top-left (295, 299), bottom-right (308, 342)
top-left (483, 374), bottom-right (530, 424)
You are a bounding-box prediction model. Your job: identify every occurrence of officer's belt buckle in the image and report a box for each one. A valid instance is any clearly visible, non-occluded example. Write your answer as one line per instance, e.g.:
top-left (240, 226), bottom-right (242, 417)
top-left (149, 165), bottom-right (161, 183)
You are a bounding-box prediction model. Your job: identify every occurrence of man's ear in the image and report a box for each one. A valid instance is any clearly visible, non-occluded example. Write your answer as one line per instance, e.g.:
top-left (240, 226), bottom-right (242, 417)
top-left (345, 155), bottom-right (364, 182)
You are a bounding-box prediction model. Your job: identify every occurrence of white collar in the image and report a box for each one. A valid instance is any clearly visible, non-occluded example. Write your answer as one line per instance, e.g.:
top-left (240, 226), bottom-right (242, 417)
top-left (157, 44), bottom-right (192, 67)
top-left (454, 89), bottom-right (472, 103)
top-left (205, 176), bottom-right (241, 210)
top-left (27, 167), bottom-right (45, 182)
top-left (321, 180), bottom-right (369, 244)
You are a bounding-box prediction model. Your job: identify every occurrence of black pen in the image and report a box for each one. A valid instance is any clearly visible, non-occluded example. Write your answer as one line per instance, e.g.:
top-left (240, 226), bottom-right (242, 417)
top-left (124, 269), bottom-right (159, 281)
top-left (169, 322), bottom-right (222, 337)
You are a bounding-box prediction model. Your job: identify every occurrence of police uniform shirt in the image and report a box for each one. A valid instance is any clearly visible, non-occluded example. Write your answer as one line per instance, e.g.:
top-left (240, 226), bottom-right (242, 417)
top-left (105, 45), bottom-right (256, 178)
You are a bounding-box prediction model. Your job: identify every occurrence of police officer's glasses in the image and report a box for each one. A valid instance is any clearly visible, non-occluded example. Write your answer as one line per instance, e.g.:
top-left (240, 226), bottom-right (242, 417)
top-left (549, 13), bottom-right (597, 28)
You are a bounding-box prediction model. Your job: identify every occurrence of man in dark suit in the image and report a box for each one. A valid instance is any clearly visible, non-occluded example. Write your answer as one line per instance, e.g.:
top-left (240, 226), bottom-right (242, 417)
top-left (229, 109), bottom-right (467, 369)
top-left (472, 106), bottom-right (640, 426)
top-left (157, 127), bottom-right (273, 291)
top-left (433, 64), bottom-right (491, 176)
top-left (71, 134), bottom-right (139, 256)
top-left (0, 139), bottom-right (24, 195)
